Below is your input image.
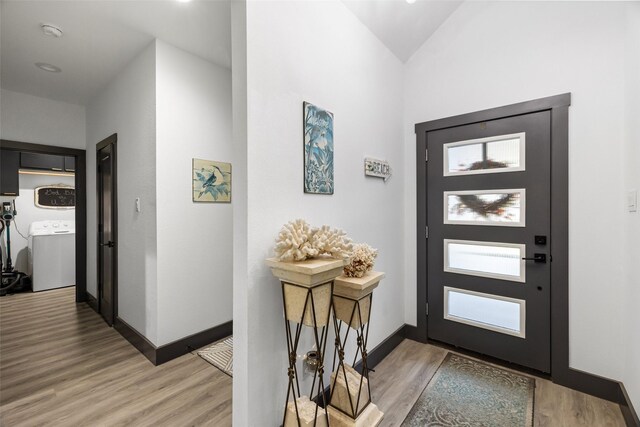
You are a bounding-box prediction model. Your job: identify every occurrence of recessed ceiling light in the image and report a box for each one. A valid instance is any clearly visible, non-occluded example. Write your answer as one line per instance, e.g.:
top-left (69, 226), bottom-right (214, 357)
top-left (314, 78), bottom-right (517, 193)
top-left (176, 0), bottom-right (191, 3)
top-left (35, 62), bottom-right (62, 73)
top-left (41, 23), bottom-right (63, 38)
top-left (406, 0), bottom-right (417, 3)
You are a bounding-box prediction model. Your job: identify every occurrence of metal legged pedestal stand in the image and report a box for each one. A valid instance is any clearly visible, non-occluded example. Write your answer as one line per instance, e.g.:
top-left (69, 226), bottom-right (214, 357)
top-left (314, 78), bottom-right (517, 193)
top-left (328, 272), bottom-right (385, 427)
top-left (267, 257), bottom-right (347, 427)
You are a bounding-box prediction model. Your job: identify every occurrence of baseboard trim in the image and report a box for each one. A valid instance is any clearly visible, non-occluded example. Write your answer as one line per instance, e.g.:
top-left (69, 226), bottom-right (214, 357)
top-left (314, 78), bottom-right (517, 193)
top-left (561, 367), bottom-right (624, 404)
top-left (401, 324), bottom-right (426, 343)
top-left (621, 383), bottom-right (640, 427)
top-left (86, 293), bottom-right (98, 313)
top-left (114, 317), bottom-right (157, 365)
top-left (113, 317), bottom-right (232, 366)
top-left (156, 320), bottom-right (233, 365)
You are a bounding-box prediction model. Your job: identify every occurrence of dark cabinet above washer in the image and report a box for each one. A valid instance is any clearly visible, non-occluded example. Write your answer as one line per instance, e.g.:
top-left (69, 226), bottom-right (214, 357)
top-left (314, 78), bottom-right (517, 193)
top-left (64, 156), bottom-right (75, 172)
top-left (1, 149), bottom-right (20, 196)
top-left (20, 153), bottom-right (64, 171)
top-left (19, 152), bottom-right (77, 172)
top-left (21, 152), bottom-right (65, 171)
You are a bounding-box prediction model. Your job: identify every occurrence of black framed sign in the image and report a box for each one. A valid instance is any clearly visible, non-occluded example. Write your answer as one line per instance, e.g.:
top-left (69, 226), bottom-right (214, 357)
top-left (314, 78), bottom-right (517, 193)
top-left (34, 185), bottom-right (76, 209)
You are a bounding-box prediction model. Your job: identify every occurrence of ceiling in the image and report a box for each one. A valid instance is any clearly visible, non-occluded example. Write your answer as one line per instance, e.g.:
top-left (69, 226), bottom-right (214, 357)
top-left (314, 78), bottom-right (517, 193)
top-left (342, 0), bottom-right (463, 62)
top-left (0, 1), bottom-right (231, 106)
top-left (0, 0), bottom-right (459, 106)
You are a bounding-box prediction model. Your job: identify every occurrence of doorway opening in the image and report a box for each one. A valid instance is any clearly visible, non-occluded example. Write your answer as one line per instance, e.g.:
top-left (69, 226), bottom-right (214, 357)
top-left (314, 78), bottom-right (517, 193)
top-left (1, 1), bottom-right (234, 423)
top-left (414, 94), bottom-right (572, 381)
top-left (0, 140), bottom-right (87, 302)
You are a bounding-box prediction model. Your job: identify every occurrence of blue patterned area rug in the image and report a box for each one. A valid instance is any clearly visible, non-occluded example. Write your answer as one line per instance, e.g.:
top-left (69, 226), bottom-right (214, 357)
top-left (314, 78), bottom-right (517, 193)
top-left (402, 353), bottom-right (534, 427)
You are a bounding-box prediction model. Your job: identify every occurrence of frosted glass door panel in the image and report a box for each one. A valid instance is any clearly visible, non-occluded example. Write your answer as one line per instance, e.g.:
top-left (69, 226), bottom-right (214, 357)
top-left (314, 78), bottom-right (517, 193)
top-left (444, 133), bottom-right (525, 176)
top-left (444, 287), bottom-right (525, 338)
top-left (444, 239), bottom-right (526, 282)
top-left (445, 189), bottom-right (525, 227)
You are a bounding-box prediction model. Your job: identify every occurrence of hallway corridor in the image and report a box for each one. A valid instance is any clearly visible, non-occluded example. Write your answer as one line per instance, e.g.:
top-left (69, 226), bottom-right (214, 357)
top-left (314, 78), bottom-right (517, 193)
top-left (0, 288), bottom-right (232, 426)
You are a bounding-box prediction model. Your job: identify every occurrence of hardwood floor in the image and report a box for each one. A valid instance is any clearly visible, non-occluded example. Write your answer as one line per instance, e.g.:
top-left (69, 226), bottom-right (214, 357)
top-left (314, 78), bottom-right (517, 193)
top-left (369, 339), bottom-right (626, 427)
top-left (0, 287), bottom-right (232, 427)
top-left (1, 288), bottom-right (626, 426)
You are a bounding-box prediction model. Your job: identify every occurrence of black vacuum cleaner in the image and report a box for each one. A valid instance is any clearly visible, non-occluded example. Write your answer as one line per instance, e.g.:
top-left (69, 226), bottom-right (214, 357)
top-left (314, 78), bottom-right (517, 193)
top-left (1, 201), bottom-right (31, 297)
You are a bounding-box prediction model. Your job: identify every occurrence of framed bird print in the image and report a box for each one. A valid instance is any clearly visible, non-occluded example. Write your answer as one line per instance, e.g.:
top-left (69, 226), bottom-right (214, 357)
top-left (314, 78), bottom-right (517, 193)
top-left (303, 101), bottom-right (334, 194)
top-left (192, 158), bottom-right (232, 203)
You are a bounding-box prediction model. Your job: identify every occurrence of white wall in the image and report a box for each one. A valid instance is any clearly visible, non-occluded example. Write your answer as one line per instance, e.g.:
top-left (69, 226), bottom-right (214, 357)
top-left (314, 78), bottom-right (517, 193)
top-left (0, 88), bottom-right (83, 276)
top-left (86, 41), bottom-right (158, 343)
top-left (155, 41), bottom-right (233, 346)
top-left (623, 1), bottom-right (640, 411)
top-left (9, 174), bottom-right (75, 273)
top-left (85, 39), bottom-right (233, 347)
top-left (403, 0), bottom-right (638, 407)
top-left (231, 2), bottom-right (249, 425)
top-left (0, 89), bottom-right (86, 149)
top-left (234, 1), bottom-right (405, 424)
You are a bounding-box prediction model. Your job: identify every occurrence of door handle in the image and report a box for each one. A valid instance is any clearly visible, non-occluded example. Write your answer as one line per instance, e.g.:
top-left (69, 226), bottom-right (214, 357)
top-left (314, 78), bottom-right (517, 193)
top-left (522, 253), bottom-right (546, 263)
top-left (101, 241), bottom-right (115, 248)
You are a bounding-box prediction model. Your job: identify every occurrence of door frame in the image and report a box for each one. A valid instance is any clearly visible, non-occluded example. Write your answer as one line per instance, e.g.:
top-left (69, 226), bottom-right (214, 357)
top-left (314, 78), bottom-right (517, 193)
top-left (410, 93), bottom-right (619, 400)
top-left (96, 134), bottom-right (118, 325)
top-left (424, 110), bottom-right (554, 373)
top-left (0, 139), bottom-right (87, 304)
top-left (412, 93), bottom-right (627, 402)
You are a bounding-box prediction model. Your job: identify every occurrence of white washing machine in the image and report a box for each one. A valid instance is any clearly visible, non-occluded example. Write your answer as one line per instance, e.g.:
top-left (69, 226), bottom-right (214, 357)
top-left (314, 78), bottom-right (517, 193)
top-left (28, 220), bottom-right (76, 292)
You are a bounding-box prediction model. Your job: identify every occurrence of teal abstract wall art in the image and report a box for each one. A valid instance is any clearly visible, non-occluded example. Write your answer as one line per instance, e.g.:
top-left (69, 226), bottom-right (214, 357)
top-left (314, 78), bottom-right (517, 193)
top-left (303, 102), bottom-right (334, 194)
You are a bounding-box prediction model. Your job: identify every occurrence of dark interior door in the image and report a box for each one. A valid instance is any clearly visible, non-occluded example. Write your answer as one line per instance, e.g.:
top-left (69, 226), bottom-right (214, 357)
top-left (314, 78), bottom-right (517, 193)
top-left (98, 144), bottom-right (115, 325)
top-left (426, 111), bottom-right (551, 373)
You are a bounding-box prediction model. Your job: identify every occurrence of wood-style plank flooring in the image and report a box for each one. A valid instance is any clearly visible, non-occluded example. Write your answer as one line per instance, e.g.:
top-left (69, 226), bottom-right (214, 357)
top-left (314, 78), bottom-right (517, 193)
top-left (1, 288), bottom-right (626, 426)
top-left (370, 339), bottom-right (626, 427)
top-left (0, 287), bottom-right (232, 426)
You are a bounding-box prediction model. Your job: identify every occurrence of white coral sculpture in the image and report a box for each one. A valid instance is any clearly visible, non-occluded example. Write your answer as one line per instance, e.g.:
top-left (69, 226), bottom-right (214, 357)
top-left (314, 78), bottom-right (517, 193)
top-left (274, 219), bottom-right (319, 261)
top-left (274, 220), bottom-right (354, 262)
top-left (343, 243), bottom-right (378, 278)
top-left (311, 225), bottom-right (354, 260)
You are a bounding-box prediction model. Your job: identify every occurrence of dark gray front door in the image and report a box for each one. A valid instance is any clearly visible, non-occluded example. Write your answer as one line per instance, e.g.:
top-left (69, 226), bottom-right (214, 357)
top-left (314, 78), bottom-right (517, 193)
top-left (98, 144), bottom-right (115, 326)
top-left (426, 111), bottom-right (551, 373)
